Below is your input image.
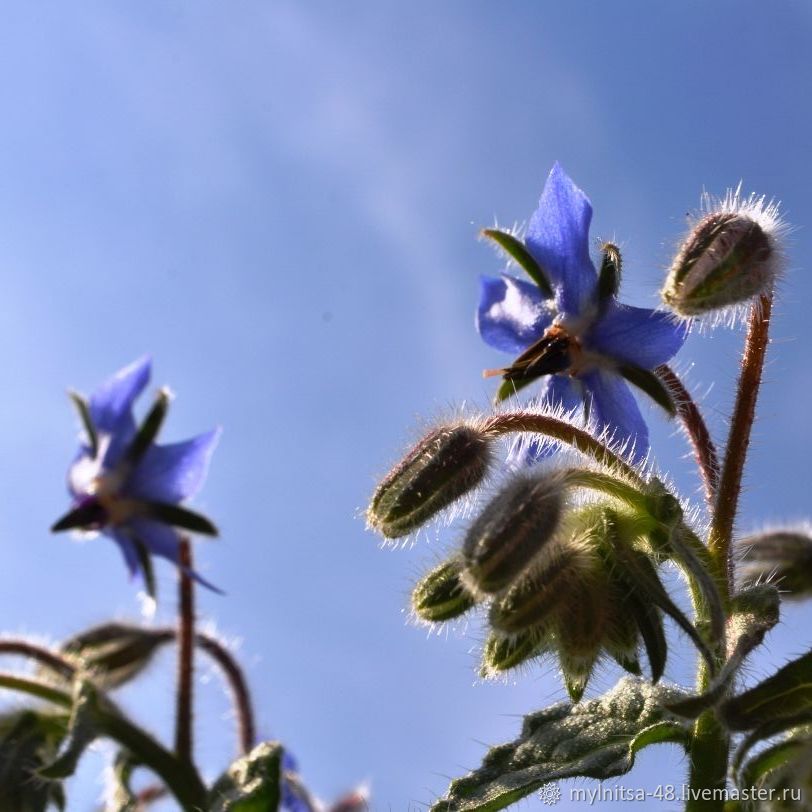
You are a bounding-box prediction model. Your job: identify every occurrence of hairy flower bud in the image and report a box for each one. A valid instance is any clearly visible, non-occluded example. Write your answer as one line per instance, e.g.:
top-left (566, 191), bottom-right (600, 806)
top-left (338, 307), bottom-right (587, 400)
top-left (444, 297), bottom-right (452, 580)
top-left (412, 558), bottom-right (477, 623)
top-left (58, 623), bottom-right (173, 690)
top-left (480, 629), bottom-right (548, 677)
top-left (738, 530), bottom-right (812, 599)
top-left (488, 545), bottom-right (581, 635)
top-left (462, 472), bottom-right (566, 594)
top-left (367, 424), bottom-right (493, 538)
top-left (662, 192), bottom-right (783, 317)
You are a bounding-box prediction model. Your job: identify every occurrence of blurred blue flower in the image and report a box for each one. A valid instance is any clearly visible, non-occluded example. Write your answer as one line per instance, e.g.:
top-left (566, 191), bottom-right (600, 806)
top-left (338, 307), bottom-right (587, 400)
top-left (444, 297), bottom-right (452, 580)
top-left (478, 163), bottom-right (687, 462)
top-left (52, 357), bottom-right (220, 589)
top-left (282, 751), bottom-right (368, 812)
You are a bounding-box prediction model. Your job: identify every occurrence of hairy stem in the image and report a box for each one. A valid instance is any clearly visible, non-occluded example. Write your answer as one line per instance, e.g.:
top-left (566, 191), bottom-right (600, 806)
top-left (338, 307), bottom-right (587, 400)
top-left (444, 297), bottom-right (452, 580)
top-left (195, 632), bottom-right (256, 754)
top-left (709, 292), bottom-right (773, 592)
top-left (0, 672), bottom-right (207, 809)
top-left (0, 639), bottom-right (76, 678)
top-left (656, 365), bottom-right (720, 505)
top-left (687, 293), bottom-right (773, 811)
top-left (481, 412), bottom-right (642, 483)
top-left (174, 539), bottom-right (195, 765)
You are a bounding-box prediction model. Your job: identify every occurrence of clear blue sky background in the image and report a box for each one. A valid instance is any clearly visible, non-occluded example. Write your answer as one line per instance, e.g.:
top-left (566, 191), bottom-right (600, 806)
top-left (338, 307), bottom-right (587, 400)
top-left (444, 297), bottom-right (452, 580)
top-left (1, 2), bottom-right (811, 809)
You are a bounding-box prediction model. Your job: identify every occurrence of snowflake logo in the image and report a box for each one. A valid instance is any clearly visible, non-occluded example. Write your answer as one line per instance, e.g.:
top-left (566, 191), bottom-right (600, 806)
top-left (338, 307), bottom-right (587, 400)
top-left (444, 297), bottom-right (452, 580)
top-left (538, 783), bottom-right (562, 806)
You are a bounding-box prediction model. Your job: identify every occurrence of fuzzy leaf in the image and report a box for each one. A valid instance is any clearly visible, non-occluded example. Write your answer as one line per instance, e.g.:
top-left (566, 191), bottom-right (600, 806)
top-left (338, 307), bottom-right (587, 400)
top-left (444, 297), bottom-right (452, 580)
top-left (722, 651), bottom-right (812, 731)
top-left (208, 741), bottom-right (282, 811)
top-left (0, 710), bottom-right (68, 811)
top-left (668, 585), bottom-right (780, 719)
top-left (431, 678), bottom-right (687, 811)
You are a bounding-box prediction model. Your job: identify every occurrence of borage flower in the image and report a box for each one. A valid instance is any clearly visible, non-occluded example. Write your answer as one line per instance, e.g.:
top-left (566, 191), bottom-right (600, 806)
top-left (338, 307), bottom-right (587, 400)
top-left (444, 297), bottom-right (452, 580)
top-left (478, 163), bottom-right (687, 463)
top-left (52, 357), bottom-right (221, 594)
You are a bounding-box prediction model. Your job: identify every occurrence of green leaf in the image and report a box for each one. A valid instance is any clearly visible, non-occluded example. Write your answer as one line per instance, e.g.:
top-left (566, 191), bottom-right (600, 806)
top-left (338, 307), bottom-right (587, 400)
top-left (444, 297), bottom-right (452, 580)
top-left (208, 741), bottom-right (282, 811)
top-left (722, 651), bottom-right (812, 731)
top-left (0, 710), bottom-right (68, 811)
top-left (125, 388), bottom-right (170, 467)
top-left (142, 501), bottom-right (218, 536)
top-left (480, 228), bottom-right (554, 298)
top-left (732, 713), bottom-right (812, 778)
top-left (739, 736), bottom-right (808, 792)
top-left (431, 677), bottom-right (688, 811)
top-left (668, 584), bottom-right (780, 719)
top-left (68, 391), bottom-right (98, 459)
top-left (618, 365), bottom-right (676, 416)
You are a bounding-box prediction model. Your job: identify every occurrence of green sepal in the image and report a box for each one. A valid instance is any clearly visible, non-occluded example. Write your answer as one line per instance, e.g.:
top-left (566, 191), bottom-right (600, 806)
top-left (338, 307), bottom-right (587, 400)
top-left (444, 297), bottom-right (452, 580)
top-left (668, 584), bottom-right (780, 719)
top-left (208, 741), bottom-right (282, 811)
top-left (480, 228), bottom-right (554, 298)
top-left (597, 242), bottom-right (622, 300)
top-left (51, 502), bottom-right (103, 533)
top-left (603, 510), bottom-right (716, 675)
top-left (493, 376), bottom-right (535, 405)
top-left (133, 541), bottom-right (157, 602)
top-left (412, 559), bottom-right (477, 623)
top-left (125, 388), bottom-right (170, 467)
top-left (38, 681), bottom-right (99, 780)
top-left (722, 650), bottom-right (812, 731)
top-left (142, 501), bottom-right (218, 536)
top-left (68, 391), bottom-right (98, 459)
top-left (105, 751), bottom-right (140, 812)
top-left (431, 677), bottom-right (688, 811)
top-left (0, 710), bottom-right (68, 812)
top-left (480, 631), bottom-right (548, 677)
top-left (617, 365), bottom-right (676, 416)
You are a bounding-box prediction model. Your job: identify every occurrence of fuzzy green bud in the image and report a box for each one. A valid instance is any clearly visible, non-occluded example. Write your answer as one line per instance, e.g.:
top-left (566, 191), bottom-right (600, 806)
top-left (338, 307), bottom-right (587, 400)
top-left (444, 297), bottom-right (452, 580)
top-left (412, 559), bottom-right (477, 623)
top-left (367, 424), bottom-right (493, 538)
top-left (738, 530), bottom-right (812, 599)
top-left (462, 472), bottom-right (565, 593)
top-left (480, 629), bottom-right (548, 677)
top-left (488, 546), bottom-right (580, 635)
top-left (59, 623), bottom-right (173, 690)
top-left (662, 208), bottom-right (778, 317)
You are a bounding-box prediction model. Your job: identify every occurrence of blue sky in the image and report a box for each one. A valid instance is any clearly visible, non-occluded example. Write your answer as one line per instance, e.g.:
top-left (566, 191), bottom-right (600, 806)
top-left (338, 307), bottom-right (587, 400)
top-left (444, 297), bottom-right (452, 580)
top-left (0, 2), bottom-right (811, 809)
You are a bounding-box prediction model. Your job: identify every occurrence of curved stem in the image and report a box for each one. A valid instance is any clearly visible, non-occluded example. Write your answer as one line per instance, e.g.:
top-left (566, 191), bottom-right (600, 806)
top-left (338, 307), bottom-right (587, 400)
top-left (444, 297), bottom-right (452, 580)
top-left (174, 539), bottom-right (195, 765)
top-left (0, 639), bottom-right (76, 679)
top-left (0, 672), bottom-right (207, 810)
top-left (656, 365), bottom-right (720, 505)
top-left (708, 292), bottom-right (773, 592)
top-left (195, 633), bottom-right (256, 754)
top-left (481, 412), bottom-right (642, 483)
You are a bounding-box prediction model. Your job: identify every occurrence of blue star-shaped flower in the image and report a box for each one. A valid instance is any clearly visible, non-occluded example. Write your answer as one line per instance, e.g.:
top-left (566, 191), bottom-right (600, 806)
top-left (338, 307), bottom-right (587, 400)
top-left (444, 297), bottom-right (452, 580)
top-left (477, 163), bottom-right (687, 462)
top-left (52, 356), bottom-right (221, 590)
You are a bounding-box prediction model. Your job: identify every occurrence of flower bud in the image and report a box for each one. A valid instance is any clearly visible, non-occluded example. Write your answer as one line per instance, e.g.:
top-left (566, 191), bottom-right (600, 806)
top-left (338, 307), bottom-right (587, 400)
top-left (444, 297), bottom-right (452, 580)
top-left (412, 558), bottom-right (477, 623)
top-left (488, 545), bottom-right (580, 635)
top-left (367, 424), bottom-right (493, 539)
top-left (462, 472), bottom-right (566, 594)
top-left (738, 530), bottom-right (812, 599)
top-left (554, 578), bottom-right (610, 702)
top-left (480, 629), bottom-right (548, 677)
top-left (662, 198), bottom-right (782, 317)
top-left (58, 623), bottom-right (173, 690)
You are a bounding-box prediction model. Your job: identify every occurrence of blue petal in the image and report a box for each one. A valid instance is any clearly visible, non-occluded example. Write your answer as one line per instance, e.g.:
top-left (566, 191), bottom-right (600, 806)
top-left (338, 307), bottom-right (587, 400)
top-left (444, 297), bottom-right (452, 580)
top-left (108, 529), bottom-right (141, 578)
top-left (89, 356), bottom-right (151, 433)
top-left (508, 375), bottom-right (585, 466)
top-left (126, 428), bottom-right (222, 503)
top-left (582, 371), bottom-right (648, 463)
top-left (127, 518), bottom-right (221, 592)
top-left (585, 302), bottom-right (688, 369)
top-left (525, 163), bottom-right (597, 318)
top-left (477, 274), bottom-right (553, 354)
